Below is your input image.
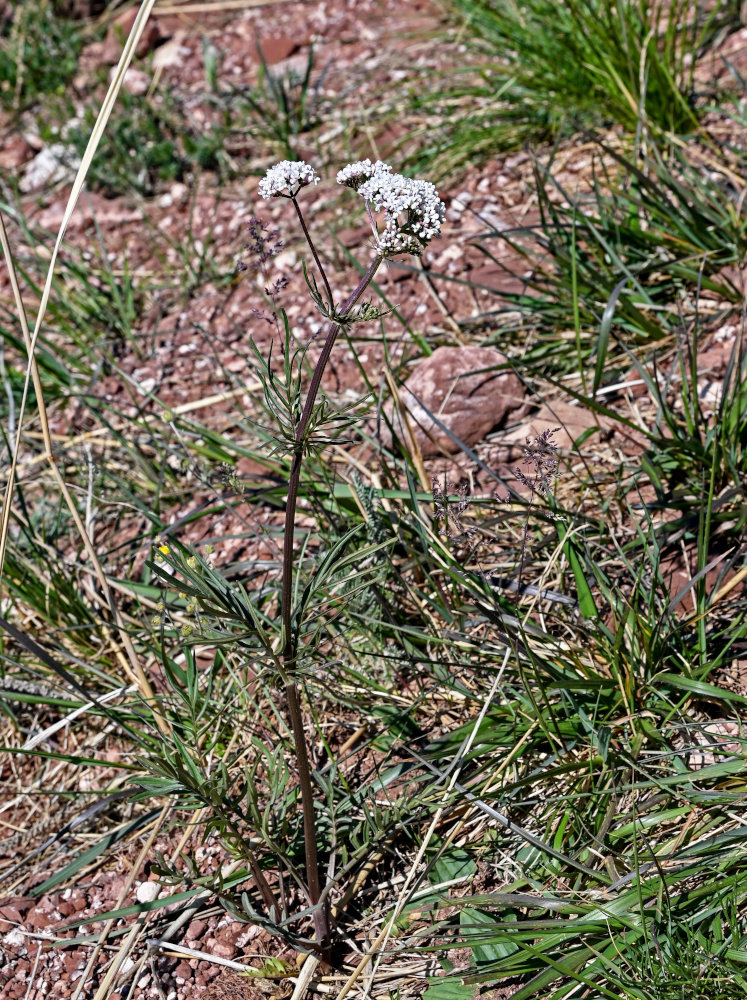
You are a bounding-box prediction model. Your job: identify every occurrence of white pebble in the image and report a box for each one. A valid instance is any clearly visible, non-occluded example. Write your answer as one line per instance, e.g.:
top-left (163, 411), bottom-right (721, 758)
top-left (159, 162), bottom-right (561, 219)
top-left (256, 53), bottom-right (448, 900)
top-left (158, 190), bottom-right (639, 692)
top-left (136, 881), bottom-right (160, 904)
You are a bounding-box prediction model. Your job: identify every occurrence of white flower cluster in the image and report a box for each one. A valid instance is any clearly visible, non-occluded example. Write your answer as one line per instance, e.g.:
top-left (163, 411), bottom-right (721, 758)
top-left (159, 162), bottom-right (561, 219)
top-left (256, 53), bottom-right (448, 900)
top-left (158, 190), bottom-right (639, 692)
top-left (258, 160), bottom-right (320, 199)
top-left (338, 159), bottom-right (445, 256)
top-left (258, 158), bottom-right (444, 257)
top-left (336, 159), bottom-right (390, 191)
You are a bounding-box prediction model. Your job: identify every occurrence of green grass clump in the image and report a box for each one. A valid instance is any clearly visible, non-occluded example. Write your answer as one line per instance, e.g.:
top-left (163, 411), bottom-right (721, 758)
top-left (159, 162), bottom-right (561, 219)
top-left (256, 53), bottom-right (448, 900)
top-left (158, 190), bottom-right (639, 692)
top-left (0, 0), bottom-right (83, 112)
top-left (59, 90), bottom-right (226, 196)
top-left (465, 138), bottom-right (746, 372)
top-left (410, 0), bottom-right (739, 173)
top-left (206, 42), bottom-right (331, 162)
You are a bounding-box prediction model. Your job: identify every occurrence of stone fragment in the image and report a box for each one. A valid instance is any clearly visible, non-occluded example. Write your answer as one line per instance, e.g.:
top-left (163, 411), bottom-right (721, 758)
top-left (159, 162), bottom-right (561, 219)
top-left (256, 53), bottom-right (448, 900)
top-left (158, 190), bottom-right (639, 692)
top-left (185, 918), bottom-right (205, 939)
top-left (257, 37), bottom-right (300, 65)
top-left (20, 144), bottom-right (79, 193)
top-left (37, 192), bottom-right (141, 232)
top-left (119, 66), bottom-right (150, 96)
top-left (135, 881), bottom-right (159, 904)
top-left (499, 400), bottom-right (617, 453)
top-left (0, 905), bottom-right (21, 934)
top-left (385, 346), bottom-right (526, 457)
top-left (25, 906), bottom-right (53, 929)
top-left (0, 133), bottom-right (35, 171)
top-left (152, 35), bottom-right (191, 71)
top-left (212, 940), bottom-right (237, 960)
top-left (174, 960), bottom-right (193, 981)
top-left (99, 8), bottom-right (166, 64)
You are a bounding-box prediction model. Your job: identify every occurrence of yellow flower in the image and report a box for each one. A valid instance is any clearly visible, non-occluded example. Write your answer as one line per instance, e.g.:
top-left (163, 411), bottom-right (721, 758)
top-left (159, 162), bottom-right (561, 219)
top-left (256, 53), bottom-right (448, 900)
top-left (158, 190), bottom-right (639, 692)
top-left (158, 544), bottom-right (170, 555)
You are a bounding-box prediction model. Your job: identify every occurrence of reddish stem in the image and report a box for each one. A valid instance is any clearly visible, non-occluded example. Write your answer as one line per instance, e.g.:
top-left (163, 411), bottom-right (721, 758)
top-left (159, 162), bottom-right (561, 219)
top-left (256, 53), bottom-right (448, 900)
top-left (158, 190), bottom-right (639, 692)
top-left (280, 250), bottom-right (382, 959)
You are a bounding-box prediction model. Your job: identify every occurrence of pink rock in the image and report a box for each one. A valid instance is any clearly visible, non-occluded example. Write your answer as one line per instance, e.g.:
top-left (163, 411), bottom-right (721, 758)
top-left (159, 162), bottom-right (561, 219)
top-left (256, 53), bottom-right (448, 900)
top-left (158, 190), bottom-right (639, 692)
top-left (0, 133), bottom-right (34, 171)
top-left (0, 905), bottom-right (21, 933)
top-left (257, 37), bottom-right (301, 65)
top-left (100, 8), bottom-right (166, 65)
top-left (216, 921), bottom-right (243, 945)
top-left (185, 918), bottom-right (205, 939)
top-left (120, 66), bottom-right (150, 96)
top-left (385, 346), bottom-right (526, 457)
top-left (212, 941), bottom-right (237, 960)
top-left (37, 192), bottom-right (141, 233)
top-left (500, 400), bottom-right (615, 454)
top-left (25, 907), bottom-right (53, 929)
top-left (174, 960), bottom-right (193, 981)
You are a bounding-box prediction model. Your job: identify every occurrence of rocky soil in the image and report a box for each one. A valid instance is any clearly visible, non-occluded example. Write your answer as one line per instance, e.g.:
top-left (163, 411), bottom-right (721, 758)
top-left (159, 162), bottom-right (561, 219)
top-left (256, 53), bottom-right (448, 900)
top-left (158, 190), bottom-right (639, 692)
top-left (1, 0), bottom-right (747, 997)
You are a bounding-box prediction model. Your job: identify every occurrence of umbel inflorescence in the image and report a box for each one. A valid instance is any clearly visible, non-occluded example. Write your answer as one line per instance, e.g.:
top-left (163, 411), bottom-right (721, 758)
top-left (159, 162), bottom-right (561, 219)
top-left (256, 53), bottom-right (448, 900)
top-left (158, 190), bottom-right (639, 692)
top-left (259, 158), bottom-right (445, 257)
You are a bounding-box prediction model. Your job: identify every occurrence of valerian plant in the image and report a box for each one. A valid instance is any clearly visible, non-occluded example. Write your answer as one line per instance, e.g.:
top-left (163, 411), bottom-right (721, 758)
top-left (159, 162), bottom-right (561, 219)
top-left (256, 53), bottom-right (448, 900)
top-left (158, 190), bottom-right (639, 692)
top-left (147, 159), bottom-right (445, 964)
top-left (258, 158), bottom-right (444, 958)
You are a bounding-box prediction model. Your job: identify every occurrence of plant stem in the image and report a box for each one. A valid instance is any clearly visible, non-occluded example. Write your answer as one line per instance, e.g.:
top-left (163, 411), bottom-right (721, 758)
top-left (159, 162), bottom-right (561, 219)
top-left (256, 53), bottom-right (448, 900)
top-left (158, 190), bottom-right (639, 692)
top-left (292, 196), bottom-right (335, 314)
top-left (280, 251), bottom-right (382, 958)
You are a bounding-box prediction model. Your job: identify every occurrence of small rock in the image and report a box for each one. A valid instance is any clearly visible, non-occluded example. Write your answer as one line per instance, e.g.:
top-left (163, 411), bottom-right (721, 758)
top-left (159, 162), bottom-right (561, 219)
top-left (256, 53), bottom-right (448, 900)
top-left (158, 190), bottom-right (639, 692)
top-left (37, 191), bottom-right (141, 232)
top-left (20, 143), bottom-right (79, 193)
top-left (0, 905), bottom-right (23, 932)
top-left (0, 133), bottom-right (34, 171)
top-left (3, 928), bottom-right (25, 949)
top-left (174, 961), bottom-right (192, 981)
top-left (212, 941), bottom-right (237, 960)
top-left (25, 907), bottom-right (53, 929)
top-left (0, 903), bottom-right (23, 924)
top-left (504, 151), bottom-right (530, 172)
top-left (135, 881), bottom-right (159, 904)
top-left (63, 952), bottom-right (85, 976)
top-left (186, 918), bottom-right (205, 940)
top-left (119, 66), bottom-right (150, 96)
top-left (383, 346), bottom-right (526, 457)
top-left (273, 248), bottom-right (297, 271)
top-left (446, 189), bottom-right (473, 221)
top-left (100, 8), bottom-right (166, 65)
top-left (499, 400), bottom-right (615, 453)
top-left (269, 54), bottom-right (312, 80)
top-left (566, 155), bottom-right (591, 174)
top-left (172, 181), bottom-right (189, 203)
top-left (433, 244), bottom-right (463, 269)
top-left (257, 36), bottom-right (301, 65)
top-left (152, 34), bottom-right (191, 71)
top-left (216, 921), bottom-right (243, 946)
top-left (336, 224), bottom-right (370, 248)
top-left (479, 204), bottom-right (508, 232)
